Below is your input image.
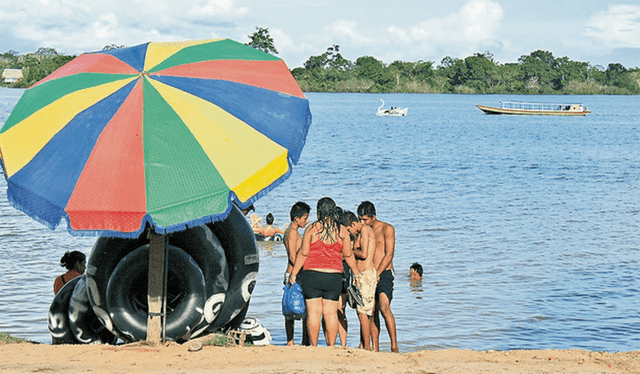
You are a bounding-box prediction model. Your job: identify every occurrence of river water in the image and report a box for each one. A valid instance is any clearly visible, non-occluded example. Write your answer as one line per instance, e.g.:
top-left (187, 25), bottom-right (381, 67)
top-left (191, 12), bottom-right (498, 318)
top-left (0, 88), bottom-right (638, 352)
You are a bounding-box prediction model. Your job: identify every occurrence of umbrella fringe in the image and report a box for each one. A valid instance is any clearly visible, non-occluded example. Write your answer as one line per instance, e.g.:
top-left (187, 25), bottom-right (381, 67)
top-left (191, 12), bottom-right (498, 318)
top-left (6, 192), bottom-right (60, 232)
top-left (52, 163), bottom-right (295, 239)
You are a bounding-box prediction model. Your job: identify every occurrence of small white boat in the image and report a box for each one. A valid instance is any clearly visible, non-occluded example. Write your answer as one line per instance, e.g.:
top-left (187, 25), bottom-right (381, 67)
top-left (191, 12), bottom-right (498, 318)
top-left (376, 99), bottom-right (408, 117)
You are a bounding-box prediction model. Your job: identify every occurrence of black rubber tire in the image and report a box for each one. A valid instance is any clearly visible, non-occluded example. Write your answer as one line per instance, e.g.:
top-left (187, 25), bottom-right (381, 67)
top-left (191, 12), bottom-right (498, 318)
top-left (68, 275), bottom-right (119, 344)
top-left (87, 225), bottom-right (227, 341)
top-left (48, 276), bottom-right (82, 344)
top-left (86, 233), bottom-right (148, 340)
top-left (206, 204), bottom-right (259, 332)
top-left (105, 244), bottom-right (206, 342)
top-left (166, 225), bottom-right (229, 340)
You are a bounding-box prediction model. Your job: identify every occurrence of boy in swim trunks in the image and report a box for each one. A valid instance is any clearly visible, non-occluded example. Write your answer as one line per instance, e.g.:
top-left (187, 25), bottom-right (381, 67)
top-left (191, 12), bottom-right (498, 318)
top-left (283, 201), bottom-right (310, 346)
top-left (358, 201), bottom-right (399, 353)
top-left (343, 210), bottom-right (377, 350)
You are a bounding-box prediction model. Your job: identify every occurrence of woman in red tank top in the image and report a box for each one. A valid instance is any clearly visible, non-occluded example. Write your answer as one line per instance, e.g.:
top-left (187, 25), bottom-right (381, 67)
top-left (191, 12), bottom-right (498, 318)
top-left (290, 197), bottom-right (360, 346)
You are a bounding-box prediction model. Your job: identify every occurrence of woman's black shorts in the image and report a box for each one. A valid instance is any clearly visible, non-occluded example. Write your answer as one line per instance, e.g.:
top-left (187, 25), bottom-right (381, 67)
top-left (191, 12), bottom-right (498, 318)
top-left (300, 270), bottom-right (342, 301)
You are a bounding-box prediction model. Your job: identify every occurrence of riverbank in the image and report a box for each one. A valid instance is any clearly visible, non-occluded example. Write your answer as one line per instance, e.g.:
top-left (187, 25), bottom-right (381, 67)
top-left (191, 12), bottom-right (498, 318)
top-left (1, 339), bottom-right (638, 374)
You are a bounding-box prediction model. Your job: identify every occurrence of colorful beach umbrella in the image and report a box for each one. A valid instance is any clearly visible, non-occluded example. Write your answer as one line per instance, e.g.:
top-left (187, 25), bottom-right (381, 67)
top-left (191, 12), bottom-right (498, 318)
top-left (0, 39), bottom-right (311, 238)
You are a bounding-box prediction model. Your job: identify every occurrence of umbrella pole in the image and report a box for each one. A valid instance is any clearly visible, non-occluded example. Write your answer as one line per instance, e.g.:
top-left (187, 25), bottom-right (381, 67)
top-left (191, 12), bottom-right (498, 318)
top-left (147, 232), bottom-right (167, 345)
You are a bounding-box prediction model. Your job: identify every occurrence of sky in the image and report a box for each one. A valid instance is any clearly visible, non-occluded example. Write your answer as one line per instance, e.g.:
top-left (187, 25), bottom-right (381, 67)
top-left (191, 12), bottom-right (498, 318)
top-left (1, 0), bottom-right (639, 69)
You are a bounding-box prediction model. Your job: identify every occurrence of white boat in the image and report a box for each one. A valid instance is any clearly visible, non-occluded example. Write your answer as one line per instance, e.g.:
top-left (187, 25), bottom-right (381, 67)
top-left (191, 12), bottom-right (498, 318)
top-left (376, 99), bottom-right (408, 117)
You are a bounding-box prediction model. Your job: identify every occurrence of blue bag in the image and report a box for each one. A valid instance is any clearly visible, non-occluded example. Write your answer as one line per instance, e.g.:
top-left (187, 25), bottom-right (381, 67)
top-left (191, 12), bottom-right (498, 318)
top-left (282, 282), bottom-right (305, 318)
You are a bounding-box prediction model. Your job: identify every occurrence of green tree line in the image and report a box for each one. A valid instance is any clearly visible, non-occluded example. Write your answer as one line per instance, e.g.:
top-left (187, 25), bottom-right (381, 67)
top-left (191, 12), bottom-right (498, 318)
top-left (1, 47), bottom-right (75, 88)
top-left (2, 37), bottom-right (639, 94)
top-left (293, 47), bottom-right (640, 94)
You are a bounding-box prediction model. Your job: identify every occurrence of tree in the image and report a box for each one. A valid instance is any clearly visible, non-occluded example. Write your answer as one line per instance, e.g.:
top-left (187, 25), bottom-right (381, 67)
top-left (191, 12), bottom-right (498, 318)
top-left (246, 27), bottom-right (278, 55)
top-left (553, 57), bottom-right (588, 89)
top-left (605, 63), bottom-right (639, 93)
top-left (463, 53), bottom-right (498, 91)
top-left (355, 56), bottom-right (394, 90)
top-left (103, 44), bottom-right (125, 50)
top-left (436, 57), bottom-right (467, 87)
top-left (518, 50), bottom-right (558, 92)
top-left (587, 65), bottom-right (606, 85)
top-left (0, 50), bottom-right (20, 69)
top-left (34, 47), bottom-right (59, 57)
top-left (303, 45), bottom-right (352, 71)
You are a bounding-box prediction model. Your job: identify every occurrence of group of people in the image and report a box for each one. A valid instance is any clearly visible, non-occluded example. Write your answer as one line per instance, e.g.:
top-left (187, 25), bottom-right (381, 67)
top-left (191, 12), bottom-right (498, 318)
top-left (52, 198), bottom-right (404, 352)
top-left (282, 197), bottom-right (399, 352)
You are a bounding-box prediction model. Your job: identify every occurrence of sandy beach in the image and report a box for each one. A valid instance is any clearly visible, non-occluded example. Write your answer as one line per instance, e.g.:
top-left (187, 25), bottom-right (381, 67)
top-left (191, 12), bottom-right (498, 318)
top-left (1, 338), bottom-right (638, 374)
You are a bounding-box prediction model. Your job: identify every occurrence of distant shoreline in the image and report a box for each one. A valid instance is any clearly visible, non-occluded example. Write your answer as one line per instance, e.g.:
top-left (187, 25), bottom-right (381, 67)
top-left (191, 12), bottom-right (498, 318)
top-left (2, 86), bottom-right (638, 96)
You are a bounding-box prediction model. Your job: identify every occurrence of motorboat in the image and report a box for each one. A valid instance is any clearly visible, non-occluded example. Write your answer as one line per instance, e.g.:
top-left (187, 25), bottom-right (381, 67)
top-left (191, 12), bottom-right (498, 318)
top-left (376, 99), bottom-right (408, 117)
top-left (476, 101), bottom-right (590, 116)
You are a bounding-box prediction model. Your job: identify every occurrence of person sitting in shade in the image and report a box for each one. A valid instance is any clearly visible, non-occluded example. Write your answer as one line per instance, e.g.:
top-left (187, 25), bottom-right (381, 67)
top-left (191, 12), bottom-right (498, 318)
top-left (250, 213), bottom-right (265, 234)
top-left (53, 251), bottom-right (86, 295)
top-left (410, 262), bottom-right (423, 281)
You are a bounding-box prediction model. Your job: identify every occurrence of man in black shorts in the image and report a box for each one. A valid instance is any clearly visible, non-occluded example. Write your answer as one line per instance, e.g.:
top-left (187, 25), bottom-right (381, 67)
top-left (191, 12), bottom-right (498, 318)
top-left (358, 201), bottom-right (399, 353)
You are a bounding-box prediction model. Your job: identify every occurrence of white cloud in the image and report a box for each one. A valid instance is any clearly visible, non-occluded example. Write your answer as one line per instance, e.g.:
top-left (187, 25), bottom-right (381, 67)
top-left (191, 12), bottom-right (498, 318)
top-left (387, 26), bottom-right (411, 44)
top-left (393, 0), bottom-right (503, 59)
top-left (189, 0), bottom-right (248, 18)
top-left (0, 0), bottom-right (251, 55)
top-left (325, 21), bottom-right (376, 47)
top-left (94, 13), bottom-right (118, 39)
top-left (584, 5), bottom-right (640, 48)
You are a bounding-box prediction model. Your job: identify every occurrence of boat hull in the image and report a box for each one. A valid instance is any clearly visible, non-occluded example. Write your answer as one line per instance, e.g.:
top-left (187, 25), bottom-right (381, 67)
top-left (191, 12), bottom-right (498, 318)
top-left (476, 104), bottom-right (590, 116)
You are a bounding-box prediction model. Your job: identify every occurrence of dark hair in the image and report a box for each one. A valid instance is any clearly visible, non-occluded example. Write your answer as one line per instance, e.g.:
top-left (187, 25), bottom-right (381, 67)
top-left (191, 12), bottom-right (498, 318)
top-left (410, 262), bottom-right (423, 277)
top-left (290, 201), bottom-right (311, 221)
top-left (342, 210), bottom-right (358, 226)
top-left (266, 213), bottom-right (274, 225)
top-left (60, 251), bottom-right (86, 270)
top-left (357, 201), bottom-right (376, 217)
top-left (317, 197), bottom-right (340, 241)
top-left (335, 206), bottom-right (344, 226)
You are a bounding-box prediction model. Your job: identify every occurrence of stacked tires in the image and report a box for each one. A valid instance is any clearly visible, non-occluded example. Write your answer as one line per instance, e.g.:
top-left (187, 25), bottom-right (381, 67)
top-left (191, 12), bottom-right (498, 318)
top-left (48, 205), bottom-right (259, 344)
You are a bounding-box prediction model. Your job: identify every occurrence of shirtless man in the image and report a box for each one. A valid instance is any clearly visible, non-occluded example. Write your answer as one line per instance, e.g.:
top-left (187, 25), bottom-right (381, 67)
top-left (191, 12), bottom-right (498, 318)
top-left (283, 201), bottom-right (310, 346)
top-left (343, 210), bottom-right (377, 351)
top-left (357, 201), bottom-right (399, 353)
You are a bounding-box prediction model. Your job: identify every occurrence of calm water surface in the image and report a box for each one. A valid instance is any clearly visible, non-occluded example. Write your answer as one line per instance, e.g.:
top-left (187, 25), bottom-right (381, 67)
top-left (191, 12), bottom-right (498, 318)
top-left (0, 88), bottom-right (638, 352)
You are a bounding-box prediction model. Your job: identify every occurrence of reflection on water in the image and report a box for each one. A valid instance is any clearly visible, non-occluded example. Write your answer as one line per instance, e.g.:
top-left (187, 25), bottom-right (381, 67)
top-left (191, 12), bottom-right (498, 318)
top-left (409, 280), bottom-right (423, 297)
top-left (0, 90), bottom-right (639, 352)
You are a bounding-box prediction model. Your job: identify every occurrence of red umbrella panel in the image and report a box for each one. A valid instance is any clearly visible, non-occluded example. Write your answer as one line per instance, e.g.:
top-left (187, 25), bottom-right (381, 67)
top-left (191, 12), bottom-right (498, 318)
top-left (0, 39), bottom-right (311, 237)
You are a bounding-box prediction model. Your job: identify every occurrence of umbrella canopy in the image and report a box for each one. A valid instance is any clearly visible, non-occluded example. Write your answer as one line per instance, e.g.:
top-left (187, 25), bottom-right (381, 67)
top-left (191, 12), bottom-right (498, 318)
top-left (0, 39), bottom-right (311, 237)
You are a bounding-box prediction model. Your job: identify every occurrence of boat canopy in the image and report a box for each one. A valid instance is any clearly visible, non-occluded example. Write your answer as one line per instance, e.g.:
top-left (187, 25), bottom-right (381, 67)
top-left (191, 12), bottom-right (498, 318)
top-left (499, 101), bottom-right (585, 112)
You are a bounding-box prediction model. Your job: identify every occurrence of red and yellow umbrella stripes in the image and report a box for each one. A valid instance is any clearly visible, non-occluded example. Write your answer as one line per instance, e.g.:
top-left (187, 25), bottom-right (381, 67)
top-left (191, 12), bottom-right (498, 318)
top-left (0, 39), bottom-right (311, 237)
